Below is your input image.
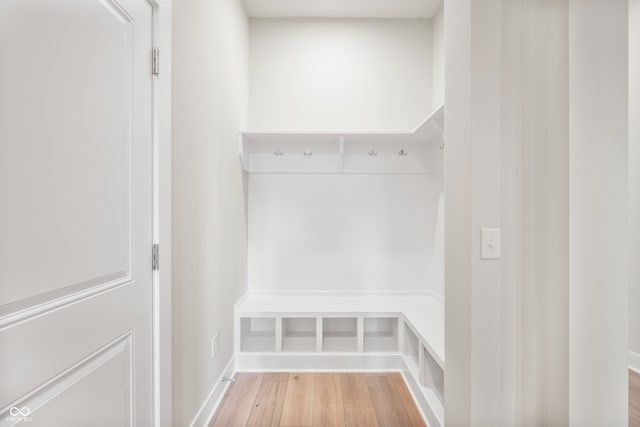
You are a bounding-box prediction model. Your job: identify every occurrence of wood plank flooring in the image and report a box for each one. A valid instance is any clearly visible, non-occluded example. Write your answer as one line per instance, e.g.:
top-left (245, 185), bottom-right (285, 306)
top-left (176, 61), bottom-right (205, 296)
top-left (632, 369), bottom-right (640, 427)
top-left (210, 373), bottom-right (427, 427)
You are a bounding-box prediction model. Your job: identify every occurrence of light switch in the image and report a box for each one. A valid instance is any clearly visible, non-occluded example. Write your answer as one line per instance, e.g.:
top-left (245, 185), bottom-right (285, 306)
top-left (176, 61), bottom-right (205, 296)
top-left (481, 228), bottom-right (501, 259)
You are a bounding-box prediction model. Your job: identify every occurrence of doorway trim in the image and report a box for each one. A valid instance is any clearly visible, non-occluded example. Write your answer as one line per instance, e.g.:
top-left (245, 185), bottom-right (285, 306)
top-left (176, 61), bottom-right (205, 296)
top-left (149, 1), bottom-right (172, 426)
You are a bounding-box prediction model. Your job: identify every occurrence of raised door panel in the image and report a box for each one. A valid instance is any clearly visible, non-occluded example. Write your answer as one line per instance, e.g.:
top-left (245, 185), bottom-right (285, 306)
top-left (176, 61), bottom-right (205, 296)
top-left (6, 335), bottom-right (132, 427)
top-left (0, 0), bottom-right (134, 307)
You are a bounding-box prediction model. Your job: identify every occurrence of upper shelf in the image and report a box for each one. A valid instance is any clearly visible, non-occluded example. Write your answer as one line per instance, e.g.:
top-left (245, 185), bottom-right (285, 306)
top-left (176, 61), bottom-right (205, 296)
top-left (239, 105), bottom-right (444, 174)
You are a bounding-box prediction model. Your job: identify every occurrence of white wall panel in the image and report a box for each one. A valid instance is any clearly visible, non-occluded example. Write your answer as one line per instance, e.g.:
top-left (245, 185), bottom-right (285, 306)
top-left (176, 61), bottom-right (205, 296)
top-left (443, 1), bottom-right (570, 425)
top-left (248, 174), bottom-right (443, 296)
top-left (249, 19), bottom-right (434, 132)
top-left (517, 1), bottom-right (570, 424)
top-left (569, 0), bottom-right (628, 424)
top-left (431, 4), bottom-right (445, 108)
top-left (171, 0), bottom-right (249, 425)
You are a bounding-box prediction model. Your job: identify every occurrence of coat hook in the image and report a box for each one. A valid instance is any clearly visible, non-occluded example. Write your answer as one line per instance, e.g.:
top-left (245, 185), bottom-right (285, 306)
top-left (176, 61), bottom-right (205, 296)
top-left (368, 150), bottom-right (378, 156)
top-left (303, 149), bottom-right (313, 156)
top-left (398, 149), bottom-right (408, 156)
top-left (274, 149), bottom-right (284, 156)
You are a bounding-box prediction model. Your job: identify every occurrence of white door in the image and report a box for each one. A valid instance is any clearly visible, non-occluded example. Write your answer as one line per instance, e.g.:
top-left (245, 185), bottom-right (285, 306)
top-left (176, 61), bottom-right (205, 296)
top-left (0, 0), bottom-right (154, 425)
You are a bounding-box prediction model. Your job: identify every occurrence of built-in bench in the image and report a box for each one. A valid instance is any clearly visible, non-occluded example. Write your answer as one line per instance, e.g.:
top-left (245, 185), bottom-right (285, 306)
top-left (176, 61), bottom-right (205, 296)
top-left (234, 293), bottom-right (444, 427)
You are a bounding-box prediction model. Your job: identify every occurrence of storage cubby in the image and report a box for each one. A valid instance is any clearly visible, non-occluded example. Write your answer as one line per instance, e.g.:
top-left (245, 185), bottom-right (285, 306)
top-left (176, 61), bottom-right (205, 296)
top-left (363, 317), bottom-right (399, 352)
top-left (322, 317), bottom-right (357, 352)
top-left (404, 324), bottom-right (421, 369)
top-left (240, 317), bottom-right (275, 352)
top-left (236, 296), bottom-right (446, 427)
top-left (282, 317), bottom-right (317, 352)
top-left (422, 345), bottom-right (444, 406)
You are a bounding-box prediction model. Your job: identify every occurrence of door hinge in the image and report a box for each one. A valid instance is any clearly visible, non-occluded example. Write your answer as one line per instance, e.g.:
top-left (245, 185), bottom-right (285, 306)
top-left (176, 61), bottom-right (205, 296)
top-left (152, 244), bottom-right (160, 270)
top-left (152, 47), bottom-right (159, 76)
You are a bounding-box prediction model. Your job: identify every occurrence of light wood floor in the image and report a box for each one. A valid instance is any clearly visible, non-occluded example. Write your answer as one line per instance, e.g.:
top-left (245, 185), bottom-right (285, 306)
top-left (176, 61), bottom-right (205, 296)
top-left (210, 369), bottom-right (640, 426)
top-left (632, 369), bottom-right (640, 427)
top-left (210, 372), bottom-right (427, 427)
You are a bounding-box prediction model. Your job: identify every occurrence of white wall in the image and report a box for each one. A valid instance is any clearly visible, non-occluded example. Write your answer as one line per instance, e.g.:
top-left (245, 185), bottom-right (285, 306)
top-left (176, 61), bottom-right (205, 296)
top-left (517, 1), bottom-right (570, 425)
top-left (431, 3), bottom-right (444, 107)
top-left (248, 174), bottom-right (444, 297)
top-left (444, 0), bottom-right (517, 424)
top-left (443, 0), bottom-right (628, 425)
top-left (449, 0), bottom-right (565, 420)
top-left (171, 0), bottom-right (249, 425)
top-left (249, 18), bottom-right (434, 131)
top-left (630, 0), bottom-right (640, 373)
top-left (443, 0), bottom-right (473, 422)
top-left (568, 1), bottom-right (628, 425)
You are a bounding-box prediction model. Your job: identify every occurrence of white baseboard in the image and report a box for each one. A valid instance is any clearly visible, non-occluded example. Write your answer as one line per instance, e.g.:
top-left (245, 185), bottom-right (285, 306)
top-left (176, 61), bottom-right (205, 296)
top-left (235, 352), bottom-right (402, 371)
top-left (399, 358), bottom-right (443, 427)
top-left (188, 356), bottom-right (236, 427)
top-left (630, 350), bottom-right (640, 374)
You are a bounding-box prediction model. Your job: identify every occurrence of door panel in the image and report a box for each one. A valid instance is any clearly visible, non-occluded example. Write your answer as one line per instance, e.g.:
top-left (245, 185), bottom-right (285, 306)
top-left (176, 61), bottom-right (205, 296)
top-left (0, 0), bottom-right (133, 305)
top-left (16, 334), bottom-right (132, 427)
top-left (0, 0), bottom-right (154, 425)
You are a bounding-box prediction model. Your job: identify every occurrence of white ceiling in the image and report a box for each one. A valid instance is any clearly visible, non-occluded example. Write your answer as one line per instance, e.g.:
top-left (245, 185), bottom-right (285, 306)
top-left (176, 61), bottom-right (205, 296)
top-left (242, 0), bottom-right (442, 19)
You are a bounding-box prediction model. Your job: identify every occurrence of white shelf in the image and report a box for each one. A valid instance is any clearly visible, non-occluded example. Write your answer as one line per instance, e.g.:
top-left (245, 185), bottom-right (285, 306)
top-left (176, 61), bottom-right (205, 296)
top-left (239, 105), bottom-right (444, 174)
top-left (242, 334), bottom-right (275, 352)
top-left (281, 335), bottom-right (317, 352)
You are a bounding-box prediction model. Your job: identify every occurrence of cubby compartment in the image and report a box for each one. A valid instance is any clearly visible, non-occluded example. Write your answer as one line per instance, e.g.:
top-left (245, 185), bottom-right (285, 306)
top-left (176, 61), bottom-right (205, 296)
top-left (240, 317), bottom-right (275, 352)
top-left (322, 317), bottom-right (357, 352)
top-left (363, 317), bottom-right (399, 352)
top-left (282, 317), bottom-right (317, 352)
top-left (422, 344), bottom-right (444, 406)
top-left (404, 324), bottom-right (421, 373)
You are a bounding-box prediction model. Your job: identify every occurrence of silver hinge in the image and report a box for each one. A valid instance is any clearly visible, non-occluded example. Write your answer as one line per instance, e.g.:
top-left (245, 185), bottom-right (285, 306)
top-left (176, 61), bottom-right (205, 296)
top-left (152, 244), bottom-right (160, 270)
top-left (152, 47), bottom-right (159, 76)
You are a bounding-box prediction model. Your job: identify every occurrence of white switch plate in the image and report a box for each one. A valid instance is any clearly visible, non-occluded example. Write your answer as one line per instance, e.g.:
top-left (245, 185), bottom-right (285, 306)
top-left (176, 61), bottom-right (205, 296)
top-left (481, 228), bottom-right (501, 259)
